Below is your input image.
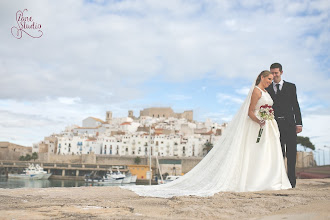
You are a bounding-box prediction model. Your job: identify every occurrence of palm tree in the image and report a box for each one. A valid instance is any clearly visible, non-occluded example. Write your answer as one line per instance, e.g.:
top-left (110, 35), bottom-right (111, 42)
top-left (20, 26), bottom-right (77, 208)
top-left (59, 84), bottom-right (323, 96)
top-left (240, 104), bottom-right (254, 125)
top-left (31, 152), bottom-right (38, 161)
top-left (134, 156), bottom-right (141, 165)
top-left (297, 136), bottom-right (315, 151)
top-left (25, 154), bottom-right (32, 161)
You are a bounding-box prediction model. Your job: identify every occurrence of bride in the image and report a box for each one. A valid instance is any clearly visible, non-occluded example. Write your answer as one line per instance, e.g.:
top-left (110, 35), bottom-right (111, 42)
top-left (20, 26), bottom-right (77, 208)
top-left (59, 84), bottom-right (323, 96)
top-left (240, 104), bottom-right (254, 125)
top-left (122, 70), bottom-right (292, 198)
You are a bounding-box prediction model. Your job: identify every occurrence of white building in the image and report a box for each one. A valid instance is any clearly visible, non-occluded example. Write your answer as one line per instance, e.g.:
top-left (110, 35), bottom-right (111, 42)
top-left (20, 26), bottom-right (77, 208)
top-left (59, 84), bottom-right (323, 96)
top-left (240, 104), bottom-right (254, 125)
top-left (39, 110), bottom-right (226, 158)
top-left (82, 117), bottom-right (105, 127)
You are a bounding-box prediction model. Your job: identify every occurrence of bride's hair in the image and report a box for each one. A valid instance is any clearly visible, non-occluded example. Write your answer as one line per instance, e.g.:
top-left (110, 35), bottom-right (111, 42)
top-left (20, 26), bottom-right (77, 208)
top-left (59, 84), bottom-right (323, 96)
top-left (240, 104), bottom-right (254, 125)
top-left (255, 70), bottom-right (272, 85)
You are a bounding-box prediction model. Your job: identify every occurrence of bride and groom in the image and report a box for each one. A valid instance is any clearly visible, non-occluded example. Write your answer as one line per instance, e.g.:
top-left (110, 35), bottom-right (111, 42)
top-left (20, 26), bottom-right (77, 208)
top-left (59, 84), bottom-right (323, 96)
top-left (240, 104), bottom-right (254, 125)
top-left (122, 63), bottom-right (302, 198)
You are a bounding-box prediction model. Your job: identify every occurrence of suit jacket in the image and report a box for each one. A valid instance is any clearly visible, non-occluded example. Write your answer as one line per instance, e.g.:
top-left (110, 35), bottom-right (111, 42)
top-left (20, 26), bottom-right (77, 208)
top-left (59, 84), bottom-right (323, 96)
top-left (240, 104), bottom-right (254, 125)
top-left (266, 81), bottom-right (302, 127)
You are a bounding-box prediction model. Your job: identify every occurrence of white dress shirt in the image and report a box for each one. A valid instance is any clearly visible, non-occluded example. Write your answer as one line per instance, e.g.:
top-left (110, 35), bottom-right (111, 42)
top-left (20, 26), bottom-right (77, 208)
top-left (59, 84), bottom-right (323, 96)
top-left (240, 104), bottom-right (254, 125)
top-left (273, 79), bottom-right (284, 94)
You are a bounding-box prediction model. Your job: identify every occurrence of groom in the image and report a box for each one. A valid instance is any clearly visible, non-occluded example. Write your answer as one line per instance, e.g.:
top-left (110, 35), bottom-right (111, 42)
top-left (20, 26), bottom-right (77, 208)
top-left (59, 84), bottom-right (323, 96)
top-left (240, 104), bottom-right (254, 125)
top-left (266, 63), bottom-right (302, 188)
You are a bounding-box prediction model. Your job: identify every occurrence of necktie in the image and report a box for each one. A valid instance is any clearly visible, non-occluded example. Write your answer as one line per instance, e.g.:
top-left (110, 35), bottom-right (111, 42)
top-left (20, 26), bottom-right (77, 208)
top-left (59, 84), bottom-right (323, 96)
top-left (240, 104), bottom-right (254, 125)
top-left (276, 84), bottom-right (280, 95)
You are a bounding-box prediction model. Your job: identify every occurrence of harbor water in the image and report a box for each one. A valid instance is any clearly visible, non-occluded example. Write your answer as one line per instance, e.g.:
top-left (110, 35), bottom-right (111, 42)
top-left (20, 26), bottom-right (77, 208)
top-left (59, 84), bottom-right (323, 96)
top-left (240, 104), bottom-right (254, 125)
top-left (0, 177), bottom-right (136, 189)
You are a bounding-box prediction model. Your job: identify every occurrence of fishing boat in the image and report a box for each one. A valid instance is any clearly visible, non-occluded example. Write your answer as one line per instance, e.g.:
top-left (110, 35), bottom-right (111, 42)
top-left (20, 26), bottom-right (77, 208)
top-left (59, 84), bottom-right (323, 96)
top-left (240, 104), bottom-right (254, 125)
top-left (8, 164), bottom-right (52, 180)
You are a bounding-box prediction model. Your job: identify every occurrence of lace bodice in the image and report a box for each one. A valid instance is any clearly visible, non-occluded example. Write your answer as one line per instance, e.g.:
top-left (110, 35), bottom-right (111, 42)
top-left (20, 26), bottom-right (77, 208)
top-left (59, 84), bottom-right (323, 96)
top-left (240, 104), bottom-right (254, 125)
top-left (254, 86), bottom-right (273, 112)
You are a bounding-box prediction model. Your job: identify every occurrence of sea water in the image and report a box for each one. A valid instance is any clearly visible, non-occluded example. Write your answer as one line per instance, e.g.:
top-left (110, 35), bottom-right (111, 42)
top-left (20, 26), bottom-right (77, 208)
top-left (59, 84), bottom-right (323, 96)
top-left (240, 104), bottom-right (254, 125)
top-left (0, 177), bottom-right (136, 189)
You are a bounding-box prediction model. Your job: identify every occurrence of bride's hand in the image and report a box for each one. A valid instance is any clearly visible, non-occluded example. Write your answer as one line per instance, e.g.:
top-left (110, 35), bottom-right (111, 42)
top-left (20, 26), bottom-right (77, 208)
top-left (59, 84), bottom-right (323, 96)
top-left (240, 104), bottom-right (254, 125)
top-left (259, 120), bottom-right (265, 127)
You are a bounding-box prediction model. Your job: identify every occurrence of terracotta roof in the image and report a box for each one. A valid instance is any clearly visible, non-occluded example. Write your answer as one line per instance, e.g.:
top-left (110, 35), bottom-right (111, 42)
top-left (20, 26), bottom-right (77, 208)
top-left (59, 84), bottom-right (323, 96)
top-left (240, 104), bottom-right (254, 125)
top-left (90, 117), bottom-right (105, 123)
top-left (201, 130), bottom-right (214, 135)
top-left (120, 122), bottom-right (132, 125)
top-left (75, 126), bottom-right (101, 129)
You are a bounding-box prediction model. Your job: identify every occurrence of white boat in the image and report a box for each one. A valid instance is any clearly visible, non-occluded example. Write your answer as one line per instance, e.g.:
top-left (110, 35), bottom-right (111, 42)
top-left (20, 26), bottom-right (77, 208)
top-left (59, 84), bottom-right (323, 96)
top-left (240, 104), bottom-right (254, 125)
top-left (130, 175), bottom-right (137, 183)
top-left (34, 164), bottom-right (52, 179)
top-left (8, 164), bottom-right (52, 180)
top-left (115, 169), bottom-right (132, 184)
top-left (125, 172), bottom-right (137, 183)
top-left (158, 175), bottom-right (181, 184)
top-left (101, 169), bottom-right (124, 184)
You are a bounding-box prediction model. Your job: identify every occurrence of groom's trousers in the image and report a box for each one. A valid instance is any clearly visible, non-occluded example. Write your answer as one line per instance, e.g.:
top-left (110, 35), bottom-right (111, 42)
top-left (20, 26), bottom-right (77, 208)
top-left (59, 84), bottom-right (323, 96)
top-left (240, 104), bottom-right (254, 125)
top-left (276, 118), bottom-right (297, 188)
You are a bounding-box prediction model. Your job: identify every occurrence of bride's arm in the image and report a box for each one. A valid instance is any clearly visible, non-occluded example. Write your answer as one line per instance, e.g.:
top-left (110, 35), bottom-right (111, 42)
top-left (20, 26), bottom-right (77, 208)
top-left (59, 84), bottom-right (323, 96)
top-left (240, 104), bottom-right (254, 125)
top-left (248, 88), bottom-right (265, 127)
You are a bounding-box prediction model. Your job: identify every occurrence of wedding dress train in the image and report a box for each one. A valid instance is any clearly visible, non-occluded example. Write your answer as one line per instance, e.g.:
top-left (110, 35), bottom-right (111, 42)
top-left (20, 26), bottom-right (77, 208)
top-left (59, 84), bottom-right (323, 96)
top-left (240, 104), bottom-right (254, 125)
top-left (121, 85), bottom-right (291, 198)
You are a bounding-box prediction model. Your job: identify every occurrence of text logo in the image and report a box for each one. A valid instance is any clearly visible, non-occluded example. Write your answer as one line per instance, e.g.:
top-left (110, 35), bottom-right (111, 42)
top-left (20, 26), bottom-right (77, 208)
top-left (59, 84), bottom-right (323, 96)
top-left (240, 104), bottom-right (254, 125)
top-left (11, 9), bottom-right (43, 39)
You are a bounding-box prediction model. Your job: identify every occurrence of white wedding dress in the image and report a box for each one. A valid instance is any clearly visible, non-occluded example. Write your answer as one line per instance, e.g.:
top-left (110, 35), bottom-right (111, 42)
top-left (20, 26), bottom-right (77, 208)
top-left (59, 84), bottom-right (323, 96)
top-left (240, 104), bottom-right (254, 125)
top-left (121, 85), bottom-right (291, 198)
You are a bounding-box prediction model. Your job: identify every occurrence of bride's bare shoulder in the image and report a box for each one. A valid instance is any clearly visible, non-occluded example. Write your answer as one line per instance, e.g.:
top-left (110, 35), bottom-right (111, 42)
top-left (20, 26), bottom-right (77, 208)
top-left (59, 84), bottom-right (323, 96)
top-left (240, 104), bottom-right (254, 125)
top-left (252, 87), bottom-right (262, 98)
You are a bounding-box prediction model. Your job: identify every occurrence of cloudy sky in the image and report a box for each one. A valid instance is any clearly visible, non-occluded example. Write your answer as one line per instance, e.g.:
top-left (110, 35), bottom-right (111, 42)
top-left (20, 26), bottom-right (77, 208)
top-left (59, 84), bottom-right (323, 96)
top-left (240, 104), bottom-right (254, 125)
top-left (0, 0), bottom-right (329, 164)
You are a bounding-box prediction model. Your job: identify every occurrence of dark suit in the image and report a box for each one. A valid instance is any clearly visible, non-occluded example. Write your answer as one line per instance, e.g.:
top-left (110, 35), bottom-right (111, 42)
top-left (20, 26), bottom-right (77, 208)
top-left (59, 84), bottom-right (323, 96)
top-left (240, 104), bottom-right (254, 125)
top-left (266, 81), bottom-right (302, 187)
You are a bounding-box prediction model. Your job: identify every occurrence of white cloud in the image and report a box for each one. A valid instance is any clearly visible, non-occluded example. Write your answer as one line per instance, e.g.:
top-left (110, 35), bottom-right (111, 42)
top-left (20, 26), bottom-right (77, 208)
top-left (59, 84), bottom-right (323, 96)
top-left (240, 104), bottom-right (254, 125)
top-left (58, 97), bottom-right (81, 105)
top-left (0, 0), bottom-right (329, 147)
top-left (203, 112), bottom-right (234, 123)
top-left (235, 87), bottom-right (251, 96)
top-left (216, 93), bottom-right (244, 105)
top-left (300, 114), bottom-right (330, 149)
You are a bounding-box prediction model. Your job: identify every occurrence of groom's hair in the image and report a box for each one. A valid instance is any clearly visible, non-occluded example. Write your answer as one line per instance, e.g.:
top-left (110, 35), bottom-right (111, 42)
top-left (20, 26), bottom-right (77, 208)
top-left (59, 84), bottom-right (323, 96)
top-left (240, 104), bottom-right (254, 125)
top-left (270, 63), bottom-right (282, 71)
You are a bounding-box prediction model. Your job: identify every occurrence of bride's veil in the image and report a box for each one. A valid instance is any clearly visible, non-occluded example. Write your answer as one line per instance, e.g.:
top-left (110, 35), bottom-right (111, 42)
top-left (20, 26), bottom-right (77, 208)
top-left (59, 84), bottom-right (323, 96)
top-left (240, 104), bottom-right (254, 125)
top-left (122, 82), bottom-right (257, 198)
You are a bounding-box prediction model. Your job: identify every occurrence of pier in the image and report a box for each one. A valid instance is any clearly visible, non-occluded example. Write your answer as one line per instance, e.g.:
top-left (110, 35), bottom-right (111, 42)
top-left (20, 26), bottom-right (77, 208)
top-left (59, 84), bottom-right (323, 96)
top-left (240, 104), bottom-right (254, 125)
top-left (0, 160), bottom-right (128, 180)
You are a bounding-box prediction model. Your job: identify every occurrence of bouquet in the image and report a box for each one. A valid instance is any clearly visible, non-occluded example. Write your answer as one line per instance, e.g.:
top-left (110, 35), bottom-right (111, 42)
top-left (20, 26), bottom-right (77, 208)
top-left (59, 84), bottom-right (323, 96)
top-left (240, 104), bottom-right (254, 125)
top-left (256, 104), bottom-right (274, 143)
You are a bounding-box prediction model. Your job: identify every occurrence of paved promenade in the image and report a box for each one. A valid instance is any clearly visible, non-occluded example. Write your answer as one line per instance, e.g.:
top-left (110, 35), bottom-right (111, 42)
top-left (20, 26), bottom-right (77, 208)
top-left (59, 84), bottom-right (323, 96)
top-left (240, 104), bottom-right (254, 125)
top-left (0, 179), bottom-right (329, 220)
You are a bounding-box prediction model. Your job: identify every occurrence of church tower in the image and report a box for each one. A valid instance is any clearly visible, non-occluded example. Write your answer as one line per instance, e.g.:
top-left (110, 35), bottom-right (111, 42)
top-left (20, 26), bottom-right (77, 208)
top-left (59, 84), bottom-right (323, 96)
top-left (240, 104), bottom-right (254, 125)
top-left (128, 110), bottom-right (134, 118)
top-left (106, 111), bottom-right (112, 123)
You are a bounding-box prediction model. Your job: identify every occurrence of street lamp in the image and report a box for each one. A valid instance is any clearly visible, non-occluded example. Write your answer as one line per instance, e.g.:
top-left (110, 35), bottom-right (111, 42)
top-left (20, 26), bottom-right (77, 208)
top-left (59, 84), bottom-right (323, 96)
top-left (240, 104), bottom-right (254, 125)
top-left (318, 148), bottom-right (326, 166)
top-left (324, 146), bottom-right (330, 165)
top-left (314, 150), bottom-right (321, 166)
top-left (149, 125), bottom-right (152, 185)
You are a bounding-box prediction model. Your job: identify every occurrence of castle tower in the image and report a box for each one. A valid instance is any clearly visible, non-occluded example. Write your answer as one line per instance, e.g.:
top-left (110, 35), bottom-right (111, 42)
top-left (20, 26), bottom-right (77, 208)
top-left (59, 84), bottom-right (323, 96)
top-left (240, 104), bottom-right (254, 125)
top-left (128, 110), bottom-right (134, 118)
top-left (106, 111), bottom-right (112, 123)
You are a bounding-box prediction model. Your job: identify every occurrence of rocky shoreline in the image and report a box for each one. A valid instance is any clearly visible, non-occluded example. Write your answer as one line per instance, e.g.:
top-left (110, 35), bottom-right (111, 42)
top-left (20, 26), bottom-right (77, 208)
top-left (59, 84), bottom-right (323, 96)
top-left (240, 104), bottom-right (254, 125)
top-left (0, 179), bottom-right (329, 220)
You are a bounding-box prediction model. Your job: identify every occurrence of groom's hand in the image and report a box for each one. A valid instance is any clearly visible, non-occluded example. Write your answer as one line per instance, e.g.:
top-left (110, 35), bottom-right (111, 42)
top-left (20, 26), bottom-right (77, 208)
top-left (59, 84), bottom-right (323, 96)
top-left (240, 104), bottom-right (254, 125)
top-left (296, 126), bottom-right (302, 134)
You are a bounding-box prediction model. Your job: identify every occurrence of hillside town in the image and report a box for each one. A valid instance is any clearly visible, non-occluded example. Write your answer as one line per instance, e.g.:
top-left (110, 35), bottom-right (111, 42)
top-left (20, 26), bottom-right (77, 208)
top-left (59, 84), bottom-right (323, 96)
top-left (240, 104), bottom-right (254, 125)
top-left (1, 107), bottom-right (317, 182)
top-left (33, 107), bottom-right (227, 158)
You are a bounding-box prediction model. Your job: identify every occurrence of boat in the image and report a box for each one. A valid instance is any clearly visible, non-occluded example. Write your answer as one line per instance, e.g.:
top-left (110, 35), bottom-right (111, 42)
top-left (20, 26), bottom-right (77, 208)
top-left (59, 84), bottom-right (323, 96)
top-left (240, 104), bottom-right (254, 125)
top-left (130, 175), bottom-right (137, 183)
top-left (101, 169), bottom-right (124, 184)
top-left (84, 171), bottom-right (103, 183)
top-left (116, 168), bottom-right (132, 184)
top-left (125, 172), bottom-right (137, 183)
top-left (85, 169), bottom-right (137, 184)
top-left (158, 175), bottom-right (181, 184)
top-left (34, 164), bottom-right (52, 179)
top-left (8, 164), bottom-right (52, 180)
